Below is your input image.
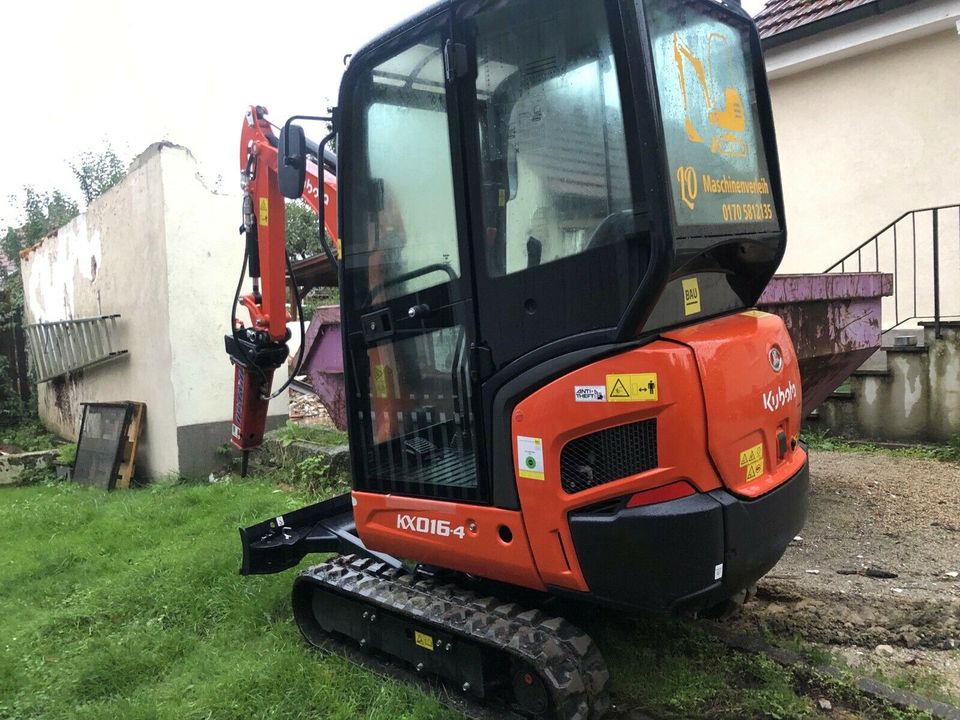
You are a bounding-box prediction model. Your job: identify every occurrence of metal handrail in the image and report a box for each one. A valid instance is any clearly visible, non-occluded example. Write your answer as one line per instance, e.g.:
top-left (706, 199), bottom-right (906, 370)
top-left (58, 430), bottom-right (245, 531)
top-left (824, 204), bottom-right (960, 337)
top-left (824, 204), bottom-right (959, 273)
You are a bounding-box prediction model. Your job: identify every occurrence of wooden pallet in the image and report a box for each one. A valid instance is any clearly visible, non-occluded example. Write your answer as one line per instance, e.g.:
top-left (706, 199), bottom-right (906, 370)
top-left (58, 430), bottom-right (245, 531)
top-left (115, 402), bottom-right (145, 489)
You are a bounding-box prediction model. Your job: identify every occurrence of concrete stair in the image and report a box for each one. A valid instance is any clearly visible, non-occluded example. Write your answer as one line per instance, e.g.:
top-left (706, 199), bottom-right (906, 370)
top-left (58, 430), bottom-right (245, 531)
top-left (818, 322), bottom-right (960, 442)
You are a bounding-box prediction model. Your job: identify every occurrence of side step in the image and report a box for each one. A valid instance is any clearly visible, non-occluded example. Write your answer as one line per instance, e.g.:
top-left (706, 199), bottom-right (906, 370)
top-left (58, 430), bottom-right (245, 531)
top-left (239, 493), bottom-right (400, 575)
top-left (293, 555), bottom-right (610, 720)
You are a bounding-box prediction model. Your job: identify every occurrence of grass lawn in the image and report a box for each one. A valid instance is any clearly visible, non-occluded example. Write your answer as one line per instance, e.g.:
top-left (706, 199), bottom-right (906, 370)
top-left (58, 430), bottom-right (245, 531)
top-left (0, 480), bottom-right (452, 720)
top-left (1, 478), bottom-right (903, 720)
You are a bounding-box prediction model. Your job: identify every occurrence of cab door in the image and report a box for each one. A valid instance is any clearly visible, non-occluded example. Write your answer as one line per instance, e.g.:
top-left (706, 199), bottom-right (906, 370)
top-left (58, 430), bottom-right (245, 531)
top-left (339, 15), bottom-right (487, 504)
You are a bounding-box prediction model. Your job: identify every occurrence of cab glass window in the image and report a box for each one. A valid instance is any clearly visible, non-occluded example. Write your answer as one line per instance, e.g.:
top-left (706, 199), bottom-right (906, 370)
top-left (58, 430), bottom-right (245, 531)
top-left (347, 37), bottom-right (461, 307)
top-left (646, 0), bottom-right (779, 231)
top-left (473, 0), bottom-right (633, 276)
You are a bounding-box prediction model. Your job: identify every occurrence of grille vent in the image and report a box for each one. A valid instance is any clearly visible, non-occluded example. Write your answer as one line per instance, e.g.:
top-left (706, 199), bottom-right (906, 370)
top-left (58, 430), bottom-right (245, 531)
top-left (559, 419), bottom-right (658, 494)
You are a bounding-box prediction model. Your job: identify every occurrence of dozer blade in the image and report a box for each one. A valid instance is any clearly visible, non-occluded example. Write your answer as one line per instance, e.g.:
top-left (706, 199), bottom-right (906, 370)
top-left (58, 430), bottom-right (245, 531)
top-left (239, 493), bottom-right (401, 575)
top-left (292, 555), bottom-right (611, 720)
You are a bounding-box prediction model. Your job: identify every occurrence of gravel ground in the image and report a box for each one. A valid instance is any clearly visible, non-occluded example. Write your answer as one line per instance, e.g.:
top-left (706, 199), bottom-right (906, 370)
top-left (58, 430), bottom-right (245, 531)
top-left (730, 449), bottom-right (960, 701)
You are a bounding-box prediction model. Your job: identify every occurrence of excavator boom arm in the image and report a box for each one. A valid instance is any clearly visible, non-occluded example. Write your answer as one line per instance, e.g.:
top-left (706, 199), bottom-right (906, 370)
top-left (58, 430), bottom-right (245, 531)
top-left (239, 105), bottom-right (338, 343)
top-left (226, 106), bottom-right (338, 453)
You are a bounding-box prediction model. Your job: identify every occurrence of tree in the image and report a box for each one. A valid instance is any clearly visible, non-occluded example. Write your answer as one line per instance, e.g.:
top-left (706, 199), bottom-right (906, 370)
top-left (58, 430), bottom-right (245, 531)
top-left (1, 147), bottom-right (128, 264)
top-left (70, 147), bottom-right (127, 206)
top-left (1, 187), bottom-right (79, 263)
top-left (285, 200), bottom-right (323, 260)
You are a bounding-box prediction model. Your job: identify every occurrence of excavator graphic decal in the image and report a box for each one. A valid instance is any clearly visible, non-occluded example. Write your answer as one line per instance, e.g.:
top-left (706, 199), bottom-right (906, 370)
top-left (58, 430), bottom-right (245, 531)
top-left (672, 30), bottom-right (747, 158)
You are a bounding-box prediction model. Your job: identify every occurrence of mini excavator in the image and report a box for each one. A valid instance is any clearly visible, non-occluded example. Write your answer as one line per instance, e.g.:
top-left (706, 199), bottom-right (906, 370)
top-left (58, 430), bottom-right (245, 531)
top-left (228, 0), bottom-right (808, 717)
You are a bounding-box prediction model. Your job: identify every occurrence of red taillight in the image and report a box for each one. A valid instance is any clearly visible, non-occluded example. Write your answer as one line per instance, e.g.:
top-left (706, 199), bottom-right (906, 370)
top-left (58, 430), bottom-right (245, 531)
top-left (626, 481), bottom-right (696, 508)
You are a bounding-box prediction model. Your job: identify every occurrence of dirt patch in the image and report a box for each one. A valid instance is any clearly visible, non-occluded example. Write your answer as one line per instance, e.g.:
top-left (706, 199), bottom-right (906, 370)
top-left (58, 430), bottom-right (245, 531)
top-left (730, 449), bottom-right (960, 701)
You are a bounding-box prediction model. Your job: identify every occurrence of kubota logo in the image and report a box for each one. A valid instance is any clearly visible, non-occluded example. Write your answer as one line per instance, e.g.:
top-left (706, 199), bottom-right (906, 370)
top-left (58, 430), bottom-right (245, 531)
top-left (304, 178), bottom-right (330, 206)
top-left (769, 345), bottom-right (784, 373)
top-left (762, 381), bottom-right (797, 413)
top-left (396, 514), bottom-right (466, 539)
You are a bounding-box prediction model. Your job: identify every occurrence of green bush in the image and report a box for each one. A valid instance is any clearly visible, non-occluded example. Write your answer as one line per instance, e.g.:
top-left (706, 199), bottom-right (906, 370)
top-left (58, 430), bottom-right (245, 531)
top-left (56, 442), bottom-right (77, 466)
top-left (0, 416), bottom-right (56, 451)
top-left (0, 357), bottom-right (25, 429)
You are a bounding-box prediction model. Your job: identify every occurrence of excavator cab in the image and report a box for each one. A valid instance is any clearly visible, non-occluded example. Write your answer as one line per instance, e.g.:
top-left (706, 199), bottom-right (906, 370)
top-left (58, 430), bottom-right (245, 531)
top-left (241, 0), bottom-right (807, 715)
top-left (334, 0), bottom-right (787, 507)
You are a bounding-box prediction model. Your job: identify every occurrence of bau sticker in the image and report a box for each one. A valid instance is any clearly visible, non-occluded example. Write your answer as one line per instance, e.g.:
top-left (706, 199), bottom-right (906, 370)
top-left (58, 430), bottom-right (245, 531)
top-left (682, 277), bottom-right (701, 315)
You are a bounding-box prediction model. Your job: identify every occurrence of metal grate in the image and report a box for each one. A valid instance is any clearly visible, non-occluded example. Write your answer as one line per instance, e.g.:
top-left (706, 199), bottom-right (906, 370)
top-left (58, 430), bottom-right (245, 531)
top-left (23, 315), bottom-right (127, 383)
top-left (560, 419), bottom-right (658, 494)
top-left (367, 446), bottom-right (477, 490)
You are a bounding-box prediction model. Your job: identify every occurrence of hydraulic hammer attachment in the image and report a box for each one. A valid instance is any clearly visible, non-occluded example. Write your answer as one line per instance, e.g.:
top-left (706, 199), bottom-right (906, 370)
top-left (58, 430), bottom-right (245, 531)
top-left (224, 332), bottom-right (288, 452)
top-left (239, 493), bottom-right (402, 575)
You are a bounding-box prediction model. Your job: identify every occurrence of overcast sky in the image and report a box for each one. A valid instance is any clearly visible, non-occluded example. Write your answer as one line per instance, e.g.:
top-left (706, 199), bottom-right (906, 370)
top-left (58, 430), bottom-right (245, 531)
top-left (0, 0), bottom-right (766, 228)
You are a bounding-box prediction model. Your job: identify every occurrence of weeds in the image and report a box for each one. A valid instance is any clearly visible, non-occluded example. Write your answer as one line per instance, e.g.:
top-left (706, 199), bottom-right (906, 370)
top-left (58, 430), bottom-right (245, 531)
top-left (872, 665), bottom-right (960, 708)
top-left (274, 420), bottom-right (347, 448)
top-left (0, 417), bottom-right (57, 451)
top-left (802, 427), bottom-right (960, 463)
top-left (289, 454), bottom-right (349, 497)
top-left (586, 612), bottom-right (815, 718)
top-left (56, 442), bottom-right (77, 466)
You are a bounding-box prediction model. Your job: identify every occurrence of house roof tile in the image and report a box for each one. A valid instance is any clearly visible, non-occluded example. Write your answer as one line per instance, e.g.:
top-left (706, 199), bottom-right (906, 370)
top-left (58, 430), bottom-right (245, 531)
top-left (755, 0), bottom-right (879, 39)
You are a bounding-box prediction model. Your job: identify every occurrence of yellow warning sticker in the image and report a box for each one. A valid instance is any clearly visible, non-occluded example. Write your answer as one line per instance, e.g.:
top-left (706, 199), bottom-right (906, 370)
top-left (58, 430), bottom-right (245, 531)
top-left (259, 197), bottom-right (269, 227)
top-left (414, 631), bottom-right (434, 651)
top-left (741, 310), bottom-right (769, 318)
top-left (739, 442), bottom-right (764, 482)
top-left (681, 277), bottom-right (701, 316)
top-left (605, 373), bottom-right (659, 403)
top-left (372, 364), bottom-right (388, 399)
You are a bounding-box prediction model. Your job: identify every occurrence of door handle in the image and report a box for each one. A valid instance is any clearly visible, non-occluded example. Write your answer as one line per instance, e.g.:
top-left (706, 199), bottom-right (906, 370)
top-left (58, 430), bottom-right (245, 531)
top-left (361, 308), bottom-right (393, 342)
top-left (407, 303), bottom-right (431, 319)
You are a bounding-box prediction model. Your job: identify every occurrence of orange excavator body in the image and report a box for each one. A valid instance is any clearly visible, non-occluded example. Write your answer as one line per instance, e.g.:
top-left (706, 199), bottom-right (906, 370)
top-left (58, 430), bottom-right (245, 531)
top-left (352, 311), bottom-right (805, 608)
top-left (233, 0), bottom-right (809, 713)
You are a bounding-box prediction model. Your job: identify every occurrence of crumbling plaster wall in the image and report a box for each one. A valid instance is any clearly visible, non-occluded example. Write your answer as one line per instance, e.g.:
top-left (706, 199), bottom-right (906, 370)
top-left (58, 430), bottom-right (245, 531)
top-left (20, 145), bottom-right (179, 476)
top-left (20, 142), bottom-right (288, 478)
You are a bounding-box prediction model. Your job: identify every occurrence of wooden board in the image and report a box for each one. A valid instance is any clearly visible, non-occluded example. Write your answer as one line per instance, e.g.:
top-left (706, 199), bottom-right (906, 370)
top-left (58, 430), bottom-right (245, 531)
top-left (116, 402), bottom-right (145, 489)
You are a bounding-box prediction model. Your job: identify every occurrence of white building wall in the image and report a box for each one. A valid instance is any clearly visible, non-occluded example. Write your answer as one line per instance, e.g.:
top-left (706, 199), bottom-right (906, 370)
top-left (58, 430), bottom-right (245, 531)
top-left (767, 27), bottom-right (960, 275)
top-left (20, 147), bottom-right (179, 477)
top-left (158, 147), bottom-right (288, 474)
top-left (20, 142), bottom-right (288, 479)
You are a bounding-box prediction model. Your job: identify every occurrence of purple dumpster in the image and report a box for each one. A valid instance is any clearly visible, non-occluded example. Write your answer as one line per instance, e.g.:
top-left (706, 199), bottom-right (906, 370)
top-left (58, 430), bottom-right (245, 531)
top-left (300, 273), bottom-right (893, 428)
top-left (758, 273), bottom-right (893, 416)
top-left (301, 305), bottom-right (346, 430)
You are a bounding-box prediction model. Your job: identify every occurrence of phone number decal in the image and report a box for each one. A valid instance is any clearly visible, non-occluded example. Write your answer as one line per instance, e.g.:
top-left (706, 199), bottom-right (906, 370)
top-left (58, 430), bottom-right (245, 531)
top-left (721, 202), bottom-right (774, 222)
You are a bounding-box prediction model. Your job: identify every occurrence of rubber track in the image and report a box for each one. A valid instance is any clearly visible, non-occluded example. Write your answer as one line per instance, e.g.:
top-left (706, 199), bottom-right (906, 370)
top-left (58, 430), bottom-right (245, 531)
top-left (294, 555), bottom-right (611, 720)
